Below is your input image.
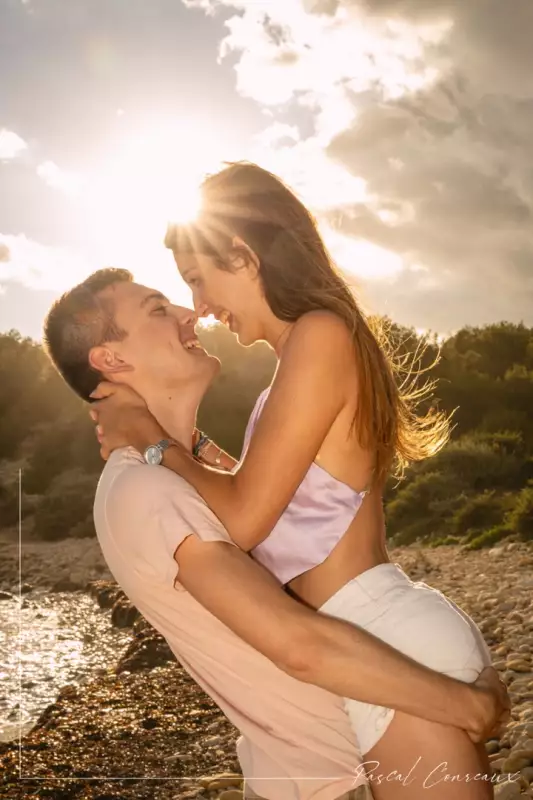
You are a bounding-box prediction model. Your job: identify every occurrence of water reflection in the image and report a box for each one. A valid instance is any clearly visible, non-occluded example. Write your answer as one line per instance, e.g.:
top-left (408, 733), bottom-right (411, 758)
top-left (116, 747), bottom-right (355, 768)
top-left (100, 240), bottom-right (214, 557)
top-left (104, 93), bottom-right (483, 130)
top-left (0, 590), bottom-right (130, 741)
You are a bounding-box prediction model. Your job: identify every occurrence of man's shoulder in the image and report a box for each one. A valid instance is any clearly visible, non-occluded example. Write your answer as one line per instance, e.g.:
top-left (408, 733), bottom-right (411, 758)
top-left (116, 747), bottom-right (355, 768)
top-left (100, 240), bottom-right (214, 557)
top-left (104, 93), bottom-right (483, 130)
top-left (96, 448), bottom-right (223, 523)
top-left (98, 447), bottom-right (189, 493)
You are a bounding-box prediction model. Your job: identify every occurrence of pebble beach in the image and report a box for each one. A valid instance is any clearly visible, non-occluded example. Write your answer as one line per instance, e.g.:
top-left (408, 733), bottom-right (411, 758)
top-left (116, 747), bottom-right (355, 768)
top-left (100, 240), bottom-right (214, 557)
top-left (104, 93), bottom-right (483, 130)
top-left (1, 535), bottom-right (532, 799)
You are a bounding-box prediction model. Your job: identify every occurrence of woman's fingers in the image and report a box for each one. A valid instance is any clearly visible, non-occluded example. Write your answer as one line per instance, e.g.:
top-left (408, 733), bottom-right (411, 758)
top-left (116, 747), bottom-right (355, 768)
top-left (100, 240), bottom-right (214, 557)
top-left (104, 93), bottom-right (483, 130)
top-left (89, 381), bottom-right (117, 401)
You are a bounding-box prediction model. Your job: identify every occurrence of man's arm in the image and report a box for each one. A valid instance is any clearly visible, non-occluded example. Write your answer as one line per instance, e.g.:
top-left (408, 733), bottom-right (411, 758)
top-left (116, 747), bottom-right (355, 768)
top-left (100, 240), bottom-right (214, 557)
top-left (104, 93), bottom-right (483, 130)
top-left (176, 536), bottom-right (507, 744)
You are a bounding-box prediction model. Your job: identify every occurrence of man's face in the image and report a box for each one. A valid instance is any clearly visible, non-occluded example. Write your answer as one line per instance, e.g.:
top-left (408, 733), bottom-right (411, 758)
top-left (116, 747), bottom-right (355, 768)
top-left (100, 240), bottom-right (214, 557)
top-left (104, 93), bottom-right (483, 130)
top-left (100, 280), bottom-right (219, 387)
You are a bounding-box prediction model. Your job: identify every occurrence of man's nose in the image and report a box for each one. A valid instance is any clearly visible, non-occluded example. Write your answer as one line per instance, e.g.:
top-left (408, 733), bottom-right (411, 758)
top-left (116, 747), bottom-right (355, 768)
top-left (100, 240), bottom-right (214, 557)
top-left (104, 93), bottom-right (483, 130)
top-left (172, 305), bottom-right (198, 326)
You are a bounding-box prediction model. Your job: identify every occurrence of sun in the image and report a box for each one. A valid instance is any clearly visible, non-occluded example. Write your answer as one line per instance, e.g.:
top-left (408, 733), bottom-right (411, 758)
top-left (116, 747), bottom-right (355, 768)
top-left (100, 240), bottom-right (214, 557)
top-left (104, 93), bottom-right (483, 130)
top-left (89, 118), bottom-right (229, 257)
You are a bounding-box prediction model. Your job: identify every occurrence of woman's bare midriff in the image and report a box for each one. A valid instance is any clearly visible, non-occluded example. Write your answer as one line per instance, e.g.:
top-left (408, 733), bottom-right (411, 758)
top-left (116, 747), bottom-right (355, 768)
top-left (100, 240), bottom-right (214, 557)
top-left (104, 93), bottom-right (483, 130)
top-left (287, 491), bottom-right (390, 610)
top-left (285, 382), bottom-right (390, 610)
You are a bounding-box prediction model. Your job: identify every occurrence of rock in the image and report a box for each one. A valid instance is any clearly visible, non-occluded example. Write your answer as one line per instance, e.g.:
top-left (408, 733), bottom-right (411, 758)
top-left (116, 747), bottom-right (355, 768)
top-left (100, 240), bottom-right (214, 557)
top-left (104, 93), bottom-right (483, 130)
top-left (115, 630), bottom-right (176, 673)
top-left (494, 779), bottom-right (522, 799)
top-left (132, 616), bottom-right (154, 637)
top-left (0, 590), bottom-right (14, 600)
top-left (507, 660), bottom-right (532, 673)
top-left (486, 740), bottom-right (501, 755)
top-left (522, 766), bottom-right (533, 784)
top-left (199, 772), bottom-right (243, 790)
top-left (502, 755), bottom-right (531, 773)
top-left (493, 660), bottom-right (508, 671)
top-left (87, 580), bottom-right (123, 609)
top-left (140, 716), bottom-right (159, 730)
top-left (50, 577), bottom-right (83, 592)
top-left (219, 792), bottom-right (244, 800)
top-left (512, 747), bottom-right (533, 761)
top-left (204, 735), bottom-right (223, 747)
top-left (111, 595), bottom-right (140, 628)
top-left (20, 583), bottom-right (32, 594)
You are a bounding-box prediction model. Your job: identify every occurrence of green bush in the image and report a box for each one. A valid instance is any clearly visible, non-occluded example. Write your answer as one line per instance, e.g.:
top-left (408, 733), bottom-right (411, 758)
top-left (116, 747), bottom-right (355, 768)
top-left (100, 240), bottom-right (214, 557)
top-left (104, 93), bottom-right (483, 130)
top-left (33, 469), bottom-right (98, 541)
top-left (429, 536), bottom-right (461, 547)
top-left (451, 491), bottom-right (506, 536)
top-left (506, 484), bottom-right (533, 541)
top-left (464, 525), bottom-right (513, 550)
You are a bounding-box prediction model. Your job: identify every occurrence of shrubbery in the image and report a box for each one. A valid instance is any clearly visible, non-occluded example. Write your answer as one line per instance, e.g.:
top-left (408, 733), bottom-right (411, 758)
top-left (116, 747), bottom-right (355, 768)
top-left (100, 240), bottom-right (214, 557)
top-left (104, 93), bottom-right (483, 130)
top-left (0, 321), bottom-right (532, 547)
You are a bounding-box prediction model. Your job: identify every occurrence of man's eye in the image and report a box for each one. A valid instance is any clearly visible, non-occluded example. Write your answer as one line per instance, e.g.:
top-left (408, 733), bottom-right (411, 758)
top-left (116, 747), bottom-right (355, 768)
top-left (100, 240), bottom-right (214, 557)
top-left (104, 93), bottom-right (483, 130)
top-left (188, 277), bottom-right (200, 287)
top-left (153, 306), bottom-right (168, 314)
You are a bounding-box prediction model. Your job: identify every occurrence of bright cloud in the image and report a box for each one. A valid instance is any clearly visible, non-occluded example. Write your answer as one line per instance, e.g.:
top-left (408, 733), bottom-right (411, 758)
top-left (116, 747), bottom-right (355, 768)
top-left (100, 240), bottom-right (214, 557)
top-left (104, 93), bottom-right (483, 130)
top-left (0, 129), bottom-right (27, 160)
top-left (322, 224), bottom-right (403, 281)
top-left (0, 231), bottom-right (191, 311)
top-left (181, 0), bottom-right (533, 329)
top-left (37, 161), bottom-right (84, 196)
top-left (0, 234), bottom-right (94, 293)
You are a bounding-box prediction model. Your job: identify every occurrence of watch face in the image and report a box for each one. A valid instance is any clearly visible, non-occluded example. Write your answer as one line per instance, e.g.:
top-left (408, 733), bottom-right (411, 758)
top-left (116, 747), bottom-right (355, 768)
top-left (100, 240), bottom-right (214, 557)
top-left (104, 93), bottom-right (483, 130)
top-left (145, 445), bottom-right (162, 465)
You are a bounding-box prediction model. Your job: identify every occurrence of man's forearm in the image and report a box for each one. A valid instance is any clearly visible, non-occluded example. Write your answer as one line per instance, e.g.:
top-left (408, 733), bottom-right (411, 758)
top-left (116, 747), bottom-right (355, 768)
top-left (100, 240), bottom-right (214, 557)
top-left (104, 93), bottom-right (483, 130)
top-left (290, 610), bottom-right (483, 734)
top-left (177, 539), bottom-right (486, 736)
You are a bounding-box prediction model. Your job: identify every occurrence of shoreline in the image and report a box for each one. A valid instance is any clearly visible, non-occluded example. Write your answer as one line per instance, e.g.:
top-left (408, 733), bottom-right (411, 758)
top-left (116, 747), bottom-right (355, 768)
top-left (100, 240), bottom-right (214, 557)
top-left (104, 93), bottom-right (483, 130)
top-left (1, 541), bottom-right (533, 798)
top-left (0, 528), bottom-right (114, 594)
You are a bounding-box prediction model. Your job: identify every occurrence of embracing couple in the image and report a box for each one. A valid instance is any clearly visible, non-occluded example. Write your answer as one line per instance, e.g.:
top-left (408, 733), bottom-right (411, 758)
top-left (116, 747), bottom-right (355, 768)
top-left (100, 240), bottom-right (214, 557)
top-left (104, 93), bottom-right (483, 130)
top-left (43, 163), bottom-right (510, 800)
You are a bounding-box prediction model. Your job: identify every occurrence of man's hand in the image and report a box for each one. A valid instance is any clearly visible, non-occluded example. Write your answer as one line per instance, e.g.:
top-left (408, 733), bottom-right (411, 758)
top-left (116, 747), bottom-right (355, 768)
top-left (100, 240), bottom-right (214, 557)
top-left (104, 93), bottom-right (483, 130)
top-left (466, 666), bottom-right (511, 743)
top-left (89, 382), bottom-right (165, 460)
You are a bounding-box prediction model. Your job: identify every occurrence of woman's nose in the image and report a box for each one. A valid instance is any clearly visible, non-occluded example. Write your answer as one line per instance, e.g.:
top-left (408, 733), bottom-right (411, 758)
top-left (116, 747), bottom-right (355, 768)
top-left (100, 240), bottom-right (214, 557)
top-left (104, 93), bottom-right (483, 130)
top-left (195, 301), bottom-right (211, 318)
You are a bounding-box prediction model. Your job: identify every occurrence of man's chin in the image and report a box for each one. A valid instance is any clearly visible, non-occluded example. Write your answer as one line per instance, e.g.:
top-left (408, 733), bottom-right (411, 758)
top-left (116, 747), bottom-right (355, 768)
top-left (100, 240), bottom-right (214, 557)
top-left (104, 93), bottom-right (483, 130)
top-left (196, 351), bottom-right (221, 382)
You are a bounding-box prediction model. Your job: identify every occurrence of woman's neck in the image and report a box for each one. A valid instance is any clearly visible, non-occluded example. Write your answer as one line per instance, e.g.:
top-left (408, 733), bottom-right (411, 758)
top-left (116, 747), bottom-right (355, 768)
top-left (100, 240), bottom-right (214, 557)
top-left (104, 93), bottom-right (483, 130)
top-left (262, 316), bottom-right (294, 356)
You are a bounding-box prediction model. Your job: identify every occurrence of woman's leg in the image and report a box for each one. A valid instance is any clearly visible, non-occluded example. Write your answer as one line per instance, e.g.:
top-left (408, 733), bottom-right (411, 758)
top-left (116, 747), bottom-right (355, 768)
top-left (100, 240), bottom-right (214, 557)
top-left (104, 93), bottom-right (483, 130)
top-left (319, 564), bottom-right (497, 800)
top-left (364, 712), bottom-right (494, 800)
top-left (243, 783), bottom-right (373, 799)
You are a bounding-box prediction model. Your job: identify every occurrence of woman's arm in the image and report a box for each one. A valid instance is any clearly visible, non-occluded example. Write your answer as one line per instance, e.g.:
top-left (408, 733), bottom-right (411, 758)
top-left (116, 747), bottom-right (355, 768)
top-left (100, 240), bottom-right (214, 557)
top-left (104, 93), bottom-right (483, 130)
top-left (157, 311), bottom-right (356, 550)
top-left (193, 429), bottom-right (238, 472)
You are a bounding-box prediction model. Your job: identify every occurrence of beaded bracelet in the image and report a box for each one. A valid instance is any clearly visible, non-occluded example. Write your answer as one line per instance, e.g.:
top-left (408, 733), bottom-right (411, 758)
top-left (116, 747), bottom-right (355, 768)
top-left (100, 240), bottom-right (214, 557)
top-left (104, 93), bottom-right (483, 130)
top-left (192, 432), bottom-right (210, 458)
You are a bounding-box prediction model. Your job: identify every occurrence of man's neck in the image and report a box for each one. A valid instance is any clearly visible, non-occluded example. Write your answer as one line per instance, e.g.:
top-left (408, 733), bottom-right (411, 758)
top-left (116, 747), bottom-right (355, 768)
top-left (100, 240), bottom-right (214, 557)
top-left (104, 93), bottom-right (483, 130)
top-left (142, 386), bottom-right (200, 449)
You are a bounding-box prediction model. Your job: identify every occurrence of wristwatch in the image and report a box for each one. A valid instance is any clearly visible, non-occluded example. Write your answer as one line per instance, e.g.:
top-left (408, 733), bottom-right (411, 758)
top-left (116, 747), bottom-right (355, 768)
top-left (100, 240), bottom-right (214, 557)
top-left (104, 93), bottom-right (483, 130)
top-left (143, 438), bottom-right (178, 466)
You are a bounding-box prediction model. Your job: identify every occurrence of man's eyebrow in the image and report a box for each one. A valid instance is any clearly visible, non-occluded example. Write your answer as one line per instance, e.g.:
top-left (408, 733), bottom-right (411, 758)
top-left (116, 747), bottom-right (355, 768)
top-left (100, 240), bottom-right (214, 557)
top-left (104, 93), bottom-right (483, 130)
top-left (139, 291), bottom-right (169, 308)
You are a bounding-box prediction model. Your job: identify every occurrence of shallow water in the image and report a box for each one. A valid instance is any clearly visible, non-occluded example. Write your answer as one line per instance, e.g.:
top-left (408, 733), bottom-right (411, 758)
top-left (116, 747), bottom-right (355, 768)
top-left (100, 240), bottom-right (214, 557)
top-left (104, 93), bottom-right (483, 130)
top-left (0, 590), bottom-right (130, 742)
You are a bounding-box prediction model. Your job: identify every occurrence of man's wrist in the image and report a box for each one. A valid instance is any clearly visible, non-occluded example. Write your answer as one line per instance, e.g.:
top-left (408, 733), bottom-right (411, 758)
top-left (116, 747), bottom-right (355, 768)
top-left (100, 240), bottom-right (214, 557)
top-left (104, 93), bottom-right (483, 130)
top-left (449, 681), bottom-right (486, 735)
top-left (135, 416), bottom-right (166, 452)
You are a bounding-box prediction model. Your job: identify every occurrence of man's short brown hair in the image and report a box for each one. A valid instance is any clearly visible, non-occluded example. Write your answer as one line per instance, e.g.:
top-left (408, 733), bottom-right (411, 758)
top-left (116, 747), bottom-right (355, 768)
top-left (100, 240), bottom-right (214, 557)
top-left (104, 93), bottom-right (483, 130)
top-left (43, 268), bottom-right (133, 401)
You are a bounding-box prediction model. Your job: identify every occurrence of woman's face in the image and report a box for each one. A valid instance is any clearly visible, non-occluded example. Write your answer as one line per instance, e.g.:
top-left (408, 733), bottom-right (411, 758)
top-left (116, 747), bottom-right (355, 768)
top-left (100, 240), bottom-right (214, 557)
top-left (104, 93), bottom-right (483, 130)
top-left (174, 250), bottom-right (268, 346)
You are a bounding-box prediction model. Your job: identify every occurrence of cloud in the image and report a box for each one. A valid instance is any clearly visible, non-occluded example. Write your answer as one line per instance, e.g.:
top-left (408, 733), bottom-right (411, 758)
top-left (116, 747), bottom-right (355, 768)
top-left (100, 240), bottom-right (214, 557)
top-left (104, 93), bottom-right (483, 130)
top-left (36, 161), bottom-right (83, 196)
top-left (181, 0), bottom-right (533, 329)
top-left (0, 243), bottom-right (11, 262)
top-left (0, 234), bottom-right (93, 293)
top-left (0, 129), bottom-right (27, 160)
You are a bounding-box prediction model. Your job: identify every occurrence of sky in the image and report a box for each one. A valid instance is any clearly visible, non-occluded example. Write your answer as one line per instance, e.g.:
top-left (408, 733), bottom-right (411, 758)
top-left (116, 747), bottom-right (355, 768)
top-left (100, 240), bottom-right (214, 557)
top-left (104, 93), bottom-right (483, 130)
top-left (1, 0), bottom-right (532, 340)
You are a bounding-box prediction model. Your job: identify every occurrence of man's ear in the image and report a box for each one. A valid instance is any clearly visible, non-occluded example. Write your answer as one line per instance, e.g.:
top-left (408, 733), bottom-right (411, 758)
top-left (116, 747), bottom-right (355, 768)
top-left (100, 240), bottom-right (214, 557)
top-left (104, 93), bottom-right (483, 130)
top-left (230, 236), bottom-right (260, 277)
top-left (88, 345), bottom-right (133, 376)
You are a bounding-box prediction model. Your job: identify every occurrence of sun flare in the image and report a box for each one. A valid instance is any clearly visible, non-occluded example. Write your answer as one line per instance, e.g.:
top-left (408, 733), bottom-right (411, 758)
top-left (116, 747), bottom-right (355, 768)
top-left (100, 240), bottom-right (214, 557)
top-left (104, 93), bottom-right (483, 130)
top-left (89, 119), bottom-right (229, 257)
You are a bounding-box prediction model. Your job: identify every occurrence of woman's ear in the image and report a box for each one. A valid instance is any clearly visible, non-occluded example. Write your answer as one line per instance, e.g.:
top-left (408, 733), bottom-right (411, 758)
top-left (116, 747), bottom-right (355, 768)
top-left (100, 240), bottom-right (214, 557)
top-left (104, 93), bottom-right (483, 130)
top-left (230, 236), bottom-right (260, 276)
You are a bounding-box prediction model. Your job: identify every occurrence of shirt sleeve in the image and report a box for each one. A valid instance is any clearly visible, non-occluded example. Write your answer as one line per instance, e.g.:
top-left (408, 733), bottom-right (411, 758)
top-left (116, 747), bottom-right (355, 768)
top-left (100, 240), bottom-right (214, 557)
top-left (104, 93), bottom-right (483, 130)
top-left (104, 463), bottom-right (236, 586)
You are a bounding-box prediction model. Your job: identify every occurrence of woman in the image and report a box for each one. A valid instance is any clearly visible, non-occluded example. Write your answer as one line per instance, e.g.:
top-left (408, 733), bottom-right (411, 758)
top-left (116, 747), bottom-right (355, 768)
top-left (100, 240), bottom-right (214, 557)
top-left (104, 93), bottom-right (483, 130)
top-left (93, 163), bottom-right (504, 799)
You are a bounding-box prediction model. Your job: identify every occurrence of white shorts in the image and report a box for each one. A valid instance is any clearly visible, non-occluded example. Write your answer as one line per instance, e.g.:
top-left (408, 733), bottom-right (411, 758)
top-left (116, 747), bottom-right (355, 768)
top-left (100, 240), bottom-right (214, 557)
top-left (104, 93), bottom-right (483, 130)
top-left (319, 563), bottom-right (492, 755)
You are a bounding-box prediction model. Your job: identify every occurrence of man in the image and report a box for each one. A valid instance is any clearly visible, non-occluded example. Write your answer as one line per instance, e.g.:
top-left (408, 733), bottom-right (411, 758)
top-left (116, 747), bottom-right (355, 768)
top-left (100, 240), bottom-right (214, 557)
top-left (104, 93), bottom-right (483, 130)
top-left (43, 268), bottom-right (507, 800)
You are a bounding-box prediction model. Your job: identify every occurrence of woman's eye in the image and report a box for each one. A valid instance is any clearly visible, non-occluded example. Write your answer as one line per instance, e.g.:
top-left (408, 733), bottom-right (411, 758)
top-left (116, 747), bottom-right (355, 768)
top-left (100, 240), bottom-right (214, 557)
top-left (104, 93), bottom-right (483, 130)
top-left (153, 306), bottom-right (168, 315)
top-left (189, 277), bottom-right (200, 287)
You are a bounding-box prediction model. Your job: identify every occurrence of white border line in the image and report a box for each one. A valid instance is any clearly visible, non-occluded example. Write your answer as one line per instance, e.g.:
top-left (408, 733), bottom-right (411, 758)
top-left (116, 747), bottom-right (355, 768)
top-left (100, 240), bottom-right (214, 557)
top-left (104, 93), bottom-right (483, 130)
top-left (18, 466), bottom-right (22, 780)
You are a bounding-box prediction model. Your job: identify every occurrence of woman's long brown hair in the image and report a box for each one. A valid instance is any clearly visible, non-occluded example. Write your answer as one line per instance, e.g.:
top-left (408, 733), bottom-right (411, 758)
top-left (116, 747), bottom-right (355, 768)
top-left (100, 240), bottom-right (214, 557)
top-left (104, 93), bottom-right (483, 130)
top-left (166, 161), bottom-right (451, 486)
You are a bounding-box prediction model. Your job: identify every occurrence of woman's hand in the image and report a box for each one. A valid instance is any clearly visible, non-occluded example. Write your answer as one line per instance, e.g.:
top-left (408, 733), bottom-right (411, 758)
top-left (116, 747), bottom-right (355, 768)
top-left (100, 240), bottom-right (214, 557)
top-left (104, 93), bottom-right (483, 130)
top-left (89, 382), bottom-right (165, 460)
top-left (467, 666), bottom-right (511, 743)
